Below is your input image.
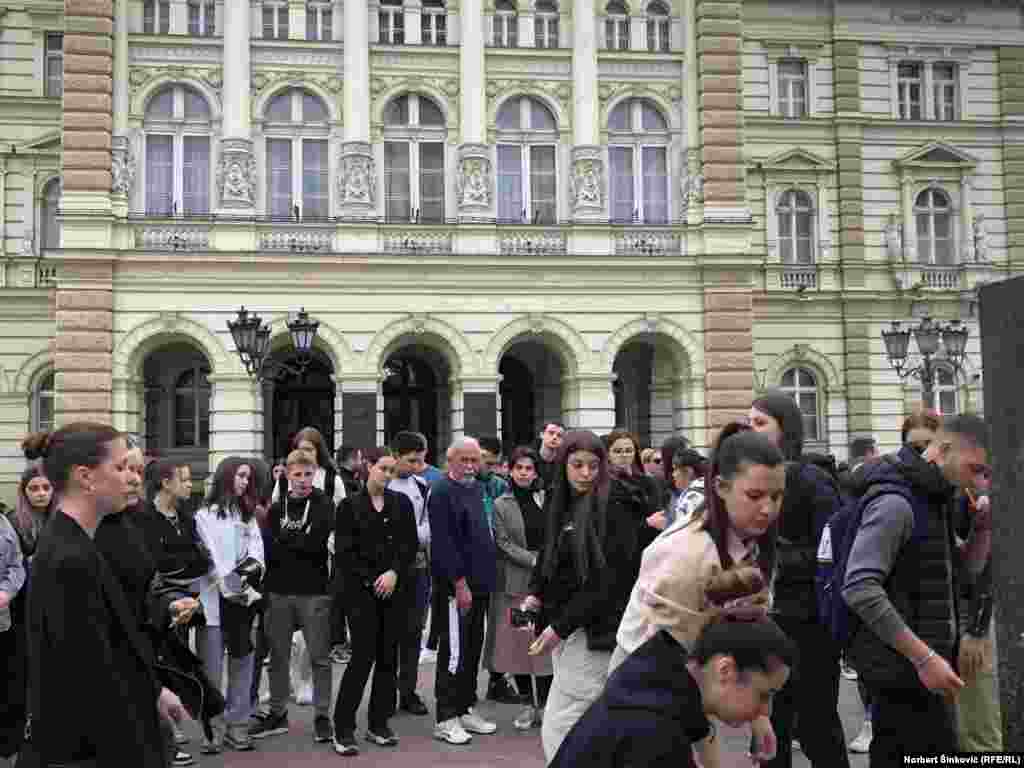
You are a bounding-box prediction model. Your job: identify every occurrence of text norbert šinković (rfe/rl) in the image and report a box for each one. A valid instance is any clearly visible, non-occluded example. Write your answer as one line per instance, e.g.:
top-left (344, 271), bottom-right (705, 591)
top-left (903, 755), bottom-right (1024, 765)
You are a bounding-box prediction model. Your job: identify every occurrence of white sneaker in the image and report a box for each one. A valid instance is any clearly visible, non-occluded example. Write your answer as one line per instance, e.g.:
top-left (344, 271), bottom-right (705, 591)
top-left (513, 706), bottom-right (538, 731)
top-left (434, 717), bottom-right (472, 745)
top-left (849, 720), bottom-right (872, 753)
top-left (419, 648), bottom-right (438, 665)
top-left (841, 661), bottom-right (859, 681)
top-left (461, 708), bottom-right (497, 735)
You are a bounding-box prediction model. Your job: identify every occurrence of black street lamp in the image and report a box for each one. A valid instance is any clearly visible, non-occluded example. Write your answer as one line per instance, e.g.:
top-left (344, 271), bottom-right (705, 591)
top-left (881, 316), bottom-right (969, 409)
top-left (228, 306), bottom-right (320, 381)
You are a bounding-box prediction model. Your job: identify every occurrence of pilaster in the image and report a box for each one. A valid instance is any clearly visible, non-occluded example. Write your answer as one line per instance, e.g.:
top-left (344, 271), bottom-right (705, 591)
top-left (841, 312), bottom-right (873, 436)
top-left (338, 376), bottom-right (380, 452)
top-left (207, 373), bottom-right (263, 469)
top-left (219, 0), bottom-right (255, 214)
top-left (833, 40), bottom-right (866, 289)
top-left (999, 47), bottom-right (1024, 269)
top-left (572, 0), bottom-right (602, 222)
top-left (702, 290), bottom-right (753, 433)
top-left (111, 0), bottom-right (134, 212)
top-left (340, 0), bottom-right (372, 217)
top-left (572, 374), bottom-right (615, 434)
top-left (456, 376), bottom-right (500, 440)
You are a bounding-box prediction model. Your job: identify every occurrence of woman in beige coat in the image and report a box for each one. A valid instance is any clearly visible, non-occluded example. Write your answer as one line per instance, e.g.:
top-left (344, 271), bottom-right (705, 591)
top-left (487, 447), bottom-right (553, 731)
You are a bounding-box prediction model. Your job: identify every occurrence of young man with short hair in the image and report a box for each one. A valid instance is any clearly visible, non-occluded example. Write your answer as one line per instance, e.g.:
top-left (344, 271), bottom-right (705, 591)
top-left (535, 421), bottom-right (565, 488)
top-left (250, 450), bottom-right (335, 745)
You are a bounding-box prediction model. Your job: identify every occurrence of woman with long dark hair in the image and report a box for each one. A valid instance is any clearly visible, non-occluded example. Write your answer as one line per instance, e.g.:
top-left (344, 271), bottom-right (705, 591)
top-left (9, 460), bottom-right (56, 563)
top-left (195, 457), bottom-right (266, 753)
top-left (605, 428), bottom-right (666, 541)
top-left (273, 427), bottom-right (345, 508)
top-left (523, 431), bottom-right (640, 761)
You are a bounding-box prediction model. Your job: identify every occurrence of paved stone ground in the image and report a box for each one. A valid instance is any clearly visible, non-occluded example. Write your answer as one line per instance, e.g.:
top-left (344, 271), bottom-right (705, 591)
top-left (177, 659), bottom-right (872, 767)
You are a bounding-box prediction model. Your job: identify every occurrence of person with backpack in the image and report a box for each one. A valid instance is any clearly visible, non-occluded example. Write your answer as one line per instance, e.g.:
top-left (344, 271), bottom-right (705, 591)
top-left (748, 390), bottom-right (849, 768)
top-left (840, 414), bottom-right (992, 765)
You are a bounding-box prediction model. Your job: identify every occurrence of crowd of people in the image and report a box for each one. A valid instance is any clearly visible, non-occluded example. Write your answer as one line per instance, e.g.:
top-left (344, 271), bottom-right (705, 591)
top-left (0, 389), bottom-right (1001, 768)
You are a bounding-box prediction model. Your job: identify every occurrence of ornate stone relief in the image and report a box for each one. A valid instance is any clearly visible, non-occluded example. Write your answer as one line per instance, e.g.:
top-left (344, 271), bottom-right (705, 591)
top-left (129, 65), bottom-right (223, 99)
top-left (680, 170), bottom-right (704, 213)
top-left (456, 144), bottom-right (492, 210)
top-left (337, 142), bottom-right (376, 209)
top-left (216, 140), bottom-right (257, 208)
top-left (889, 8), bottom-right (967, 24)
top-left (486, 79), bottom-right (572, 125)
top-left (129, 45), bottom-right (222, 63)
top-left (973, 213), bottom-right (990, 262)
top-left (253, 70), bottom-right (343, 98)
top-left (598, 81), bottom-right (682, 111)
top-left (21, 228), bottom-right (34, 256)
top-left (884, 214), bottom-right (903, 262)
top-left (570, 146), bottom-right (605, 214)
top-left (111, 139), bottom-right (137, 196)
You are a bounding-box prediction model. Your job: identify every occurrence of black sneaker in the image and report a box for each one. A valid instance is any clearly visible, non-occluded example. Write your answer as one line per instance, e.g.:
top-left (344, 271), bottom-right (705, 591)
top-left (248, 710), bottom-right (289, 739)
top-left (333, 731), bottom-right (359, 756)
top-left (366, 724), bottom-right (399, 747)
top-left (399, 693), bottom-right (429, 716)
top-left (486, 675), bottom-right (523, 704)
top-left (314, 716), bottom-right (333, 744)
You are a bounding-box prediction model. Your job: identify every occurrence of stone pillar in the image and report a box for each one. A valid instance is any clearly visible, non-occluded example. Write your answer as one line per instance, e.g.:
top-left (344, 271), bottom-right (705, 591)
top-left (573, 375), bottom-right (616, 434)
top-left (218, 0), bottom-right (256, 213)
top-left (288, 0), bottom-right (304, 39)
top-left (703, 291), bottom-right (753, 434)
top-left (458, 377), bottom-right (499, 440)
top-left (338, 0), bottom-right (375, 217)
top-left (111, 0), bottom-right (135, 211)
top-left (456, 0), bottom-right (492, 220)
top-left (833, 40), bottom-right (866, 289)
top-left (207, 374), bottom-right (263, 468)
top-left (339, 377), bottom-right (379, 451)
top-left (999, 47), bottom-right (1024, 271)
top-left (571, 0), bottom-right (603, 222)
top-left (54, 269), bottom-right (115, 427)
top-left (841, 315), bottom-right (873, 436)
top-left (682, 0), bottom-right (701, 222)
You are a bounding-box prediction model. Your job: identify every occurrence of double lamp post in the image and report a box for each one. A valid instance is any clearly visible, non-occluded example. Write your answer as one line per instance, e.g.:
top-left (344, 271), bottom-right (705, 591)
top-left (881, 316), bottom-right (970, 410)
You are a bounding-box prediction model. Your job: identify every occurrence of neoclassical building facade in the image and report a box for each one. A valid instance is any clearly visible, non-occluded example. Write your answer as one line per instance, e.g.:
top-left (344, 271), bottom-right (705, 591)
top-left (1, 0), bottom-right (1022, 496)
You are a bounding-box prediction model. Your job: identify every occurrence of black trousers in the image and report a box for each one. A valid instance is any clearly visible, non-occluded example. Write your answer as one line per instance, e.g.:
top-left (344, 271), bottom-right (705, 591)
top-left (397, 568), bottom-right (431, 699)
top-left (0, 618), bottom-right (26, 758)
top-left (514, 674), bottom-right (552, 707)
top-left (333, 586), bottom-right (402, 735)
top-left (330, 584), bottom-right (349, 647)
top-left (868, 683), bottom-right (957, 766)
top-left (434, 589), bottom-right (489, 724)
top-left (763, 616), bottom-right (849, 768)
top-left (249, 608), bottom-right (269, 708)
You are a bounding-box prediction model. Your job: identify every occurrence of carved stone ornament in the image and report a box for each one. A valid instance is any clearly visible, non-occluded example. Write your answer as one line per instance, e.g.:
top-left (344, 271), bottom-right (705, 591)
top-left (457, 151), bottom-right (492, 209)
top-left (21, 227), bottom-right (34, 256)
top-left (680, 170), bottom-right (704, 211)
top-left (973, 213), bottom-right (990, 262)
top-left (884, 214), bottom-right (903, 262)
top-left (570, 156), bottom-right (604, 210)
top-left (216, 148), bottom-right (257, 207)
top-left (111, 144), bottom-right (137, 196)
top-left (338, 153), bottom-right (376, 206)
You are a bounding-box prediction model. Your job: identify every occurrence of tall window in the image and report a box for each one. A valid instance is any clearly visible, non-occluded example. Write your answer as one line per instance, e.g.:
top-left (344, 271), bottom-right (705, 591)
top-left (45, 33), bottom-right (63, 97)
top-left (646, 1), bottom-right (669, 52)
top-left (778, 59), bottom-right (807, 118)
top-left (933, 365), bottom-right (959, 416)
top-left (897, 62), bottom-right (922, 120)
top-left (535, 0), bottom-right (559, 48)
top-left (496, 96), bottom-right (557, 224)
top-left (493, 0), bottom-right (517, 47)
top-left (379, 0), bottom-right (405, 44)
top-left (383, 93), bottom-right (446, 222)
top-left (31, 372), bottom-right (55, 433)
top-left (174, 366), bottom-right (211, 448)
top-left (145, 85), bottom-right (212, 215)
top-left (40, 178), bottom-right (61, 252)
top-left (915, 188), bottom-right (954, 264)
top-left (933, 63), bottom-right (957, 121)
top-left (264, 89), bottom-right (331, 219)
top-left (422, 0), bottom-right (446, 45)
top-left (307, 1), bottom-right (332, 40)
top-left (143, 0), bottom-right (171, 33)
top-left (780, 367), bottom-right (820, 441)
top-left (188, 0), bottom-right (214, 35)
top-left (608, 98), bottom-right (669, 223)
top-left (262, 1), bottom-right (289, 38)
top-left (777, 189), bottom-right (814, 264)
top-left (605, 1), bottom-right (629, 50)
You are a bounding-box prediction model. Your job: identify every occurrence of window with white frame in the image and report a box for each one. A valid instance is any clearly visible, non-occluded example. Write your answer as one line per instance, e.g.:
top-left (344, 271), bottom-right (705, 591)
top-left (897, 62), bottom-right (923, 120)
top-left (608, 98), bottom-right (669, 224)
top-left (777, 189), bottom-right (814, 264)
top-left (174, 366), bottom-right (211, 447)
top-left (421, 0), bottom-right (446, 45)
top-left (496, 96), bottom-right (558, 224)
top-left (145, 85), bottom-right (212, 215)
top-left (777, 59), bottom-right (807, 118)
top-left (45, 33), bottom-right (63, 97)
top-left (780, 367), bottom-right (821, 441)
top-left (535, 0), bottom-right (559, 48)
top-left (307, 1), bottom-right (332, 40)
top-left (31, 371), bottom-right (55, 434)
top-left (605, 1), bottom-right (629, 50)
top-left (379, 0), bottom-right (405, 44)
top-left (40, 177), bottom-right (61, 252)
top-left (143, 0), bottom-right (171, 33)
top-left (493, 0), bottom-right (517, 47)
top-left (646, 1), bottom-right (669, 52)
top-left (264, 88), bottom-right (331, 219)
top-left (914, 188), bottom-right (954, 264)
top-left (262, 0), bottom-right (289, 39)
top-left (933, 364), bottom-right (960, 416)
top-left (893, 59), bottom-right (962, 121)
top-left (933, 62), bottom-right (957, 121)
top-left (384, 94), bottom-right (446, 222)
top-left (188, 0), bottom-right (215, 35)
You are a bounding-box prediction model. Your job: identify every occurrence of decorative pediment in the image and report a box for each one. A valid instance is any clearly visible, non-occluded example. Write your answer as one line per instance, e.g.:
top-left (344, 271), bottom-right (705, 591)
top-left (15, 129), bottom-right (62, 153)
top-left (894, 142), bottom-right (977, 170)
top-left (755, 148), bottom-right (835, 172)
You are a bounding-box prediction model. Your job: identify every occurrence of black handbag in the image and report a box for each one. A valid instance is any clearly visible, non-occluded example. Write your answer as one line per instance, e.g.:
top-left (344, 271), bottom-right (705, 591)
top-left (153, 631), bottom-right (225, 732)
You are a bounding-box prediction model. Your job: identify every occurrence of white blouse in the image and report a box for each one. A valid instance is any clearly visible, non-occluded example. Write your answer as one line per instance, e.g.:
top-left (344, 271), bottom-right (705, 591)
top-left (195, 503), bottom-right (265, 627)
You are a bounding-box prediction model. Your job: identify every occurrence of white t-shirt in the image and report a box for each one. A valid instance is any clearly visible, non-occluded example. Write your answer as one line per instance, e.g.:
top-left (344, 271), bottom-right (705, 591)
top-left (388, 475), bottom-right (430, 550)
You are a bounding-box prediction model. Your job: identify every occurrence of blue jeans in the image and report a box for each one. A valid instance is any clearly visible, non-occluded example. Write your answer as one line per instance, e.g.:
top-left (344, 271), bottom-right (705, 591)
top-left (197, 626), bottom-right (255, 726)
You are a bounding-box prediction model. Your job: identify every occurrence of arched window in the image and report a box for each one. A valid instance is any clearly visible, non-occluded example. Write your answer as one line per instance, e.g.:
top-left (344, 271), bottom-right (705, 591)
top-left (496, 96), bottom-right (557, 223)
top-left (605, 0), bottom-right (629, 50)
top-left (915, 188), bottom-right (954, 264)
top-left (174, 366), bottom-right (211, 447)
top-left (306, 0), bottom-right (332, 40)
top-left (493, 0), bottom-right (517, 47)
top-left (608, 98), bottom-right (669, 223)
top-left (144, 84), bottom-right (211, 215)
top-left (379, 0), bottom-right (405, 44)
top-left (933, 364), bottom-right (960, 416)
top-left (264, 88), bottom-right (331, 219)
top-left (780, 367), bottom-right (821, 441)
top-left (31, 371), bottom-right (54, 433)
top-left (383, 93), bottom-right (447, 222)
top-left (646, 1), bottom-right (669, 52)
top-left (535, 0), bottom-right (559, 48)
top-left (40, 177), bottom-right (61, 252)
top-left (422, 0), bottom-right (446, 45)
top-left (777, 189), bottom-right (814, 264)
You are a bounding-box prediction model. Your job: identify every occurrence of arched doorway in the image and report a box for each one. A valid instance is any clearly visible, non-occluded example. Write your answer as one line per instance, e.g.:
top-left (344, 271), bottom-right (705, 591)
top-left (613, 334), bottom-right (686, 448)
top-left (383, 345), bottom-right (451, 462)
top-left (499, 338), bottom-right (565, 452)
top-left (266, 348), bottom-right (336, 462)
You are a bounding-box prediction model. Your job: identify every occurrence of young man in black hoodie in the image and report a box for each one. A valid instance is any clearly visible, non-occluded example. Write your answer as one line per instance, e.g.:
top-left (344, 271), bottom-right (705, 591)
top-left (549, 620), bottom-right (795, 768)
top-left (250, 450), bottom-right (335, 745)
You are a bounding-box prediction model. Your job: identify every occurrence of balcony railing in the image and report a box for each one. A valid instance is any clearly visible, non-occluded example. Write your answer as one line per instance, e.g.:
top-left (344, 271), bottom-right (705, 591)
top-left (134, 225), bottom-right (211, 250)
top-left (382, 230), bottom-right (453, 254)
top-left (614, 230), bottom-right (681, 256)
top-left (780, 266), bottom-right (817, 290)
top-left (920, 265), bottom-right (961, 290)
top-left (259, 229), bottom-right (334, 252)
top-left (499, 229), bottom-right (567, 255)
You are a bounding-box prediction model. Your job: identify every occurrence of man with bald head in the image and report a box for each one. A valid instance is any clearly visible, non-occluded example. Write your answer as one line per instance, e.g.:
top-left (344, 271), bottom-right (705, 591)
top-left (428, 437), bottom-right (499, 745)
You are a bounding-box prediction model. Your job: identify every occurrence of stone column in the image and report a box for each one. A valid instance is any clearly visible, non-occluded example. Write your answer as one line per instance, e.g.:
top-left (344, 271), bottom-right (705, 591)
top-left (207, 373), bottom-right (263, 468)
top-left (573, 374), bottom-right (616, 434)
top-left (111, 0), bottom-right (135, 212)
top-left (571, 0), bottom-right (602, 221)
top-left (456, 0), bottom-right (492, 220)
top-left (682, 0), bottom-right (701, 222)
top-left (218, 0), bottom-right (256, 213)
top-left (703, 291), bottom-right (753, 434)
top-left (338, 0), bottom-right (375, 216)
top-left (999, 47), bottom-right (1024, 272)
